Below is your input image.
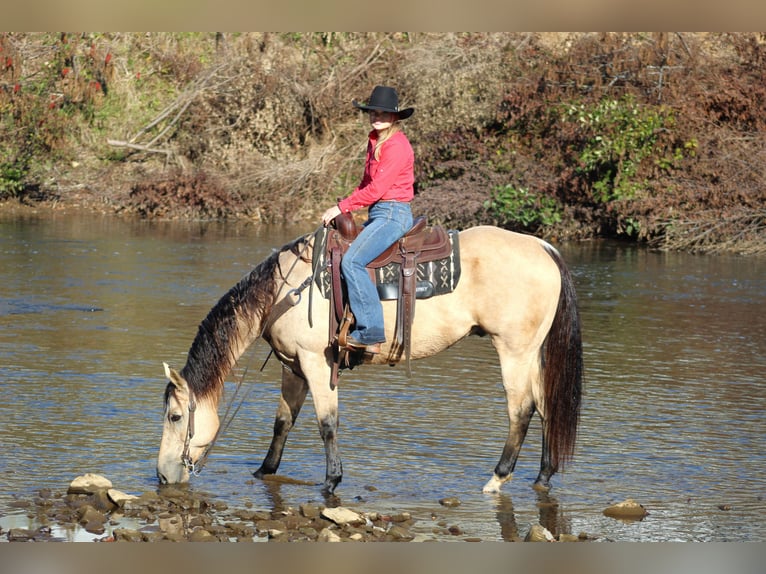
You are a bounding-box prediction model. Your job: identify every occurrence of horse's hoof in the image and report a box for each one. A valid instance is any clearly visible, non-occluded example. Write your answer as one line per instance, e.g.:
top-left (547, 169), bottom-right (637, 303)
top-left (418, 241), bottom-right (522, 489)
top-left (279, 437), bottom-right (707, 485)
top-left (482, 474), bottom-right (511, 493)
top-left (321, 476), bottom-right (341, 496)
top-left (532, 480), bottom-right (551, 492)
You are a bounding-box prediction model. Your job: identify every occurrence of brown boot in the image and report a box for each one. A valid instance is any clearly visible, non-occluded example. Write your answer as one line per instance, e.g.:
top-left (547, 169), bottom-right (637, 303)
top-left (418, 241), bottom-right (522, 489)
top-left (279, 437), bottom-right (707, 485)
top-left (344, 335), bottom-right (382, 355)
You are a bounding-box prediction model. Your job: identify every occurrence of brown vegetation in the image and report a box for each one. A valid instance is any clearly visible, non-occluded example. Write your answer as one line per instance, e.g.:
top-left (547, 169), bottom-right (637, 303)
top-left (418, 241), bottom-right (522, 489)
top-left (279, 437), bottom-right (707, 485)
top-left (1, 32), bottom-right (764, 253)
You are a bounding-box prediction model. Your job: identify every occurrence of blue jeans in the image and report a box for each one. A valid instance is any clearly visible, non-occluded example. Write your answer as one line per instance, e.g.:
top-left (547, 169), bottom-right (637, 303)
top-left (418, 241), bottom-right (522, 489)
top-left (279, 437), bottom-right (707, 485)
top-left (341, 201), bottom-right (413, 344)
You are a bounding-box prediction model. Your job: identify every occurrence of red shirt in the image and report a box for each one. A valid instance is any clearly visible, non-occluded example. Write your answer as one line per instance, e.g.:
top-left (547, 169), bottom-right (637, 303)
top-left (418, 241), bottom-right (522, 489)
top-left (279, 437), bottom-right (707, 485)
top-left (338, 130), bottom-right (414, 213)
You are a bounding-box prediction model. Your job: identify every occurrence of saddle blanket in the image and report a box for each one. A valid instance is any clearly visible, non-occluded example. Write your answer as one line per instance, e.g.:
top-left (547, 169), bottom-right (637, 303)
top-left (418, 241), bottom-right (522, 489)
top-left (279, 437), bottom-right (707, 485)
top-left (315, 229), bottom-right (462, 301)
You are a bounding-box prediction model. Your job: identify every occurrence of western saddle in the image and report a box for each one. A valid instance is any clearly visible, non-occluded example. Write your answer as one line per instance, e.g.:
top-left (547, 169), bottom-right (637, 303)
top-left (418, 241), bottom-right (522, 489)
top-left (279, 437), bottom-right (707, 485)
top-left (321, 212), bottom-right (453, 385)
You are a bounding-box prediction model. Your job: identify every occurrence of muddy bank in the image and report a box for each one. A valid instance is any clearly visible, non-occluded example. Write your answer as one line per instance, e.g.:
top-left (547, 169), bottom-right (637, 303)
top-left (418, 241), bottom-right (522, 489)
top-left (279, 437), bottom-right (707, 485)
top-left (1, 474), bottom-right (599, 543)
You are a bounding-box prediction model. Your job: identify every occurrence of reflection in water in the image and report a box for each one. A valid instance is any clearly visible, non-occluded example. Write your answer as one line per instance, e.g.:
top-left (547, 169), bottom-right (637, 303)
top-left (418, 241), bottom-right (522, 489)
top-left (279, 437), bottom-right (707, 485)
top-left (494, 494), bottom-right (519, 541)
top-left (0, 215), bottom-right (764, 541)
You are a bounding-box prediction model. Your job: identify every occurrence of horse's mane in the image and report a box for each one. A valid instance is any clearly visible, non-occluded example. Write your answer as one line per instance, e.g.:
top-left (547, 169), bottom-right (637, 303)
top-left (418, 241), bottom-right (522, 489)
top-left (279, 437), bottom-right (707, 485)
top-left (178, 235), bottom-right (310, 399)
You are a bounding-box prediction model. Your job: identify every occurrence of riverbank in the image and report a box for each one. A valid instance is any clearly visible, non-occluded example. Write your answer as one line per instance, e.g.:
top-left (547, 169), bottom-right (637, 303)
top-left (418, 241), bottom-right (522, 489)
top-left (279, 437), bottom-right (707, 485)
top-left (2, 33), bottom-right (764, 254)
top-left (1, 473), bottom-right (598, 543)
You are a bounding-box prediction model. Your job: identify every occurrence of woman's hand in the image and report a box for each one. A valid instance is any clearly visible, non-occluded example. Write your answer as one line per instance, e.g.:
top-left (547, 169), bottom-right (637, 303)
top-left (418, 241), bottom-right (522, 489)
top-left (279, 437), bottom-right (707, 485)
top-left (321, 205), bottom-right (342, 227)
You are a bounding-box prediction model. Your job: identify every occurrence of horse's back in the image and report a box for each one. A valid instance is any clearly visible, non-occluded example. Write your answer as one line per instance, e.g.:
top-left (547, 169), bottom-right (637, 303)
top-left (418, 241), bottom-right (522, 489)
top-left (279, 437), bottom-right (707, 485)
top-left (457, 226), bottom-right (561, 285)
top-left (453, 226), bottom-right (562, 343)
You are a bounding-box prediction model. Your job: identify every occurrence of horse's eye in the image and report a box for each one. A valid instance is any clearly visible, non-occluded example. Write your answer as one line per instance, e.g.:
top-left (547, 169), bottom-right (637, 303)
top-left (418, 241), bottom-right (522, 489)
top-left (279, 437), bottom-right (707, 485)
top-left (169, 413), bottom-right (182, 423)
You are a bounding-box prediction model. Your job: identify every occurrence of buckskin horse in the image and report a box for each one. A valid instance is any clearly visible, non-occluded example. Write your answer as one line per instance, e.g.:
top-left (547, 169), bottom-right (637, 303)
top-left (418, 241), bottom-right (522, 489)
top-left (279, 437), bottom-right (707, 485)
top-left (156, 223), bottom-right (583, 495)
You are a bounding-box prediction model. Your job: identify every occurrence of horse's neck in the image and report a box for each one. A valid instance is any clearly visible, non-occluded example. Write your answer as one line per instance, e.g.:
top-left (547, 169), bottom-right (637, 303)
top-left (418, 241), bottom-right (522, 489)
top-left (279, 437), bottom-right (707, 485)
top-left (183, 322), bottom-right (262, 403)
top-left (182, 253), bottom-right (282, 401)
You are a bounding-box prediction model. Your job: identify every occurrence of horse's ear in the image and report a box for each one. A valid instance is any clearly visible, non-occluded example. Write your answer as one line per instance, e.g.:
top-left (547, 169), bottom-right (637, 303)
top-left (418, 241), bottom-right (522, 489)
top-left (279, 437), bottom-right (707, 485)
top-left (163, 362), bottom-right (187, 391)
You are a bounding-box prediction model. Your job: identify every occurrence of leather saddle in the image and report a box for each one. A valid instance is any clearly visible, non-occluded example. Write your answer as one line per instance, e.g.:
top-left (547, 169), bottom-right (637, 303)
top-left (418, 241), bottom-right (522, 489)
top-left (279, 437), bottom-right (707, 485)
top-left (318, 212), bottom-right (456, 382)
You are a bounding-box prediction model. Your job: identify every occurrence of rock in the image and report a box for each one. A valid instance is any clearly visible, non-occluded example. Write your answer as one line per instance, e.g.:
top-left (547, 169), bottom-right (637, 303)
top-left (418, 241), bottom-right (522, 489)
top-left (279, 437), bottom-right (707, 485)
top-left (267, 529), bottom-right (287, 540)
top-left (387, 525), bottom-right (414, 541)
top-left (78, 511), bottom-right (106, 534)
top-left (158, 486), bottom-right (187, 500)
top-left (299, 503), bottom-right (322, 519)
top-left (603, 498), bottom-right (648, 520)
top-left (188, 528), bottom-right (216, 542)
top-left (283, 514), bottom-right (311, 530)
top-left (164, 531), bottom-right (187, 542)
top-left (7, 528), bottom-right (36, 542)
top-left (558, 533), bottom-right (580, 542)
top-left (439, 496), bottom-right (462, 507)
top-left (107, 489), bottom-right (139, 507)
top-left (113, 528), bottom-right (143, 542)
top-left (91, 489), bottom-right (118, 512)
top-left (317, 527), bottom-right (342, 542)
top-left (68, 473), bottom-right (113, 495)
top-left (299, 526), bottom-right (319, 540)
top-left (142, 531), bottom-right (166, 542)
top-left (525, 523), bottom-right (555, 542)
top-left (83, 520), bottom-right (106, 534)
top-left (255, 519), bottom-right (287, 534)
top-left (77, 505), bottom-right (108, 534)
top-left (321, 506), bottom-right (364, 526)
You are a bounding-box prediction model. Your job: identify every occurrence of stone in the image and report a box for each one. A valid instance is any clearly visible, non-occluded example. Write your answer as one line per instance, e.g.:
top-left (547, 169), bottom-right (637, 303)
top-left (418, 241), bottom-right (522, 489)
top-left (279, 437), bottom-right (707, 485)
top-left (255, 519), bottom-right (287, 534)
top-left (107, 489), bottom-right (139, 507)
top-left (113, 528), bottom-right (143, 542)
top-left (91, 489), bottom-right (118, 512)
top-left (299, 503), bottom-right (322, 519)
top-left (68, 473), bottom-right (113, 495)
top-left (387, 525), bottom-right (414, 541)
top-left (321, 506), bottom-right (364, 526)
top-left (439, 496), bottom-right (462, 507)
top-left (558, 533), bottom-right (580, 542)
top-left (188, 528), bottom-right (216, 542)
top-left (525, 523), bottom-right (555, 542)
top-left (603, 498), bottom-right (648, 520)
top-left (317, 527), bottom-right (342, 542)
top-left (78, 505), bottom-right (107, 526)
top-left (83, 520), bottom-right (106, 535)
top-left (7, 528), bottom-right (36, 541)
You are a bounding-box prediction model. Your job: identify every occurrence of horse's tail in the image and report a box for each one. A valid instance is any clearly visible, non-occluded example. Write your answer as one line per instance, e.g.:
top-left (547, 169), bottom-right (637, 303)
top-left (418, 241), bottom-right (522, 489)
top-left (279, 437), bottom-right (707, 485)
top-left (541, 243), bottom-right (583, 473)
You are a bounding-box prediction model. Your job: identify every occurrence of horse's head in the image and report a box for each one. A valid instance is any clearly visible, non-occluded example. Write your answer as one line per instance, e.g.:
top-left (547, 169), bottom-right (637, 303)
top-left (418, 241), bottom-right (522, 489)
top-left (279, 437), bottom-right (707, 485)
top-left (157, 362), bottom-right (220, 484)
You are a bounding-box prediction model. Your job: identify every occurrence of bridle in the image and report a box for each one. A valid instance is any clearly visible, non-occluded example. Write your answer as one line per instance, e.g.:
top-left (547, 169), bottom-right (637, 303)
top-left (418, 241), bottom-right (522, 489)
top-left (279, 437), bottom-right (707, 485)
top-left (180, 391), bottom-right (200, 476)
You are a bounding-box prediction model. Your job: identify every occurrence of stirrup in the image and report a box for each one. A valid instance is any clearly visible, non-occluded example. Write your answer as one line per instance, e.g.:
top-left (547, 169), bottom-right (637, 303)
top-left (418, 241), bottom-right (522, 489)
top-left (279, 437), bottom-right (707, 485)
top-left (338, 308), bottom-right (354, 348)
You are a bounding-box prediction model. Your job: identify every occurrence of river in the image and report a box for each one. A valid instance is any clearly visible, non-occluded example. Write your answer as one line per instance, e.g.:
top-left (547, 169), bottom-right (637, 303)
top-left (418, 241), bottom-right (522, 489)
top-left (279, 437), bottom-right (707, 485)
top-left (0, 214), bottom-right (764, 541)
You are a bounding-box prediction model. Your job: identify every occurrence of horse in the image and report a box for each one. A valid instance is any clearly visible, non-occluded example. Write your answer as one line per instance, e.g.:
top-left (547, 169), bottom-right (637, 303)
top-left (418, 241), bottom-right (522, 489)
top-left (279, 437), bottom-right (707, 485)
top-left (156, 225), bottom-right (583, 495)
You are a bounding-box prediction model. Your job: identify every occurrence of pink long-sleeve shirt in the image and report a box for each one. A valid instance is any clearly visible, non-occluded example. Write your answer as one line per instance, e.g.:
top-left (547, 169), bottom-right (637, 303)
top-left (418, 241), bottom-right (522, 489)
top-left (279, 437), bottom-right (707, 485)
top-left (337, 130), bottom-right (414, 213)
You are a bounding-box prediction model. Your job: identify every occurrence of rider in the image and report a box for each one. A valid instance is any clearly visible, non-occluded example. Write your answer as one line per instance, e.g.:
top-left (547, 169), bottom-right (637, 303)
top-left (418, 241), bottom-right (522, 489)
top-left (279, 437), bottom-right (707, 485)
top-left (321, 85), bottom-right (415, 354)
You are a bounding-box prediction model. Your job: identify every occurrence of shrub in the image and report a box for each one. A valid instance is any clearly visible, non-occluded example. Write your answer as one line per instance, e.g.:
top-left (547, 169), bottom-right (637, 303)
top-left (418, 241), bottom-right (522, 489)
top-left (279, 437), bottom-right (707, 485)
top-left (484, 184), bottom-right (562, 231)
top-left (563, 96), bottom-right (671, 203)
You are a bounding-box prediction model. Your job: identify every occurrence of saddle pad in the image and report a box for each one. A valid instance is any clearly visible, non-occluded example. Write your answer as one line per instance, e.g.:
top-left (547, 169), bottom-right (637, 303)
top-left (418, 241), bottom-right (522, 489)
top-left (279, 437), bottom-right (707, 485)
top-left (315, 229), bottom-right (461, 301)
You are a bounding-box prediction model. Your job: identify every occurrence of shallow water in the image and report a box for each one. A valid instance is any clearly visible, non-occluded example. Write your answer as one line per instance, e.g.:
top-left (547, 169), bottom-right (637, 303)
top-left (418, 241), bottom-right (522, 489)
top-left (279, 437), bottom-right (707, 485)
top-left (1, 215), bottom-right (764, 541)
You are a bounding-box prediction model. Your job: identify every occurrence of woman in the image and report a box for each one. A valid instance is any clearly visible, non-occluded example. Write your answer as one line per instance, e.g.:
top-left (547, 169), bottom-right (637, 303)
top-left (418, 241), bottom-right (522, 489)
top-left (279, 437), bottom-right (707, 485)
top-left (321, 85), bottom-right (415, 354)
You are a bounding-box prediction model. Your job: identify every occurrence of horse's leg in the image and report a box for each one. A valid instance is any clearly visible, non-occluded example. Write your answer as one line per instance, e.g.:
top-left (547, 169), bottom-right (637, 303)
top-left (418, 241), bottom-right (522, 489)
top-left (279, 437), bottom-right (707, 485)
top-left (483, 353), bottom-right (537, 493)
top-left (253, 367), bottom-right (308, 478)
top-left (533, 420), bottom-right (555, 491)
top-left (302, 355), bottom-right (343, 495)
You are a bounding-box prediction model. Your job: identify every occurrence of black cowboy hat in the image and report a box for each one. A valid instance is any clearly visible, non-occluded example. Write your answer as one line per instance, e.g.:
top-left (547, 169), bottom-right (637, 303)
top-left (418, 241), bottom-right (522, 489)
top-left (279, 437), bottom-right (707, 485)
top-left (352, 85), bottom-right (414, 120)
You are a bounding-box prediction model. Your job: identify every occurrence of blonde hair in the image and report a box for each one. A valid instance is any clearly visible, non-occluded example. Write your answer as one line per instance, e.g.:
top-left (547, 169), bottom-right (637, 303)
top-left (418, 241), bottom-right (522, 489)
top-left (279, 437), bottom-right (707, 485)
top-left (373, 121), bottom-right (402, 161)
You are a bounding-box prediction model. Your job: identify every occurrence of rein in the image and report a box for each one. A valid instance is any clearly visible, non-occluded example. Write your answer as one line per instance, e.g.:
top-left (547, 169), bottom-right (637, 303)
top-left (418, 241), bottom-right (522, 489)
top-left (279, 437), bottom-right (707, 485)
top-left (179, 231), bottom-right (318, 477)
